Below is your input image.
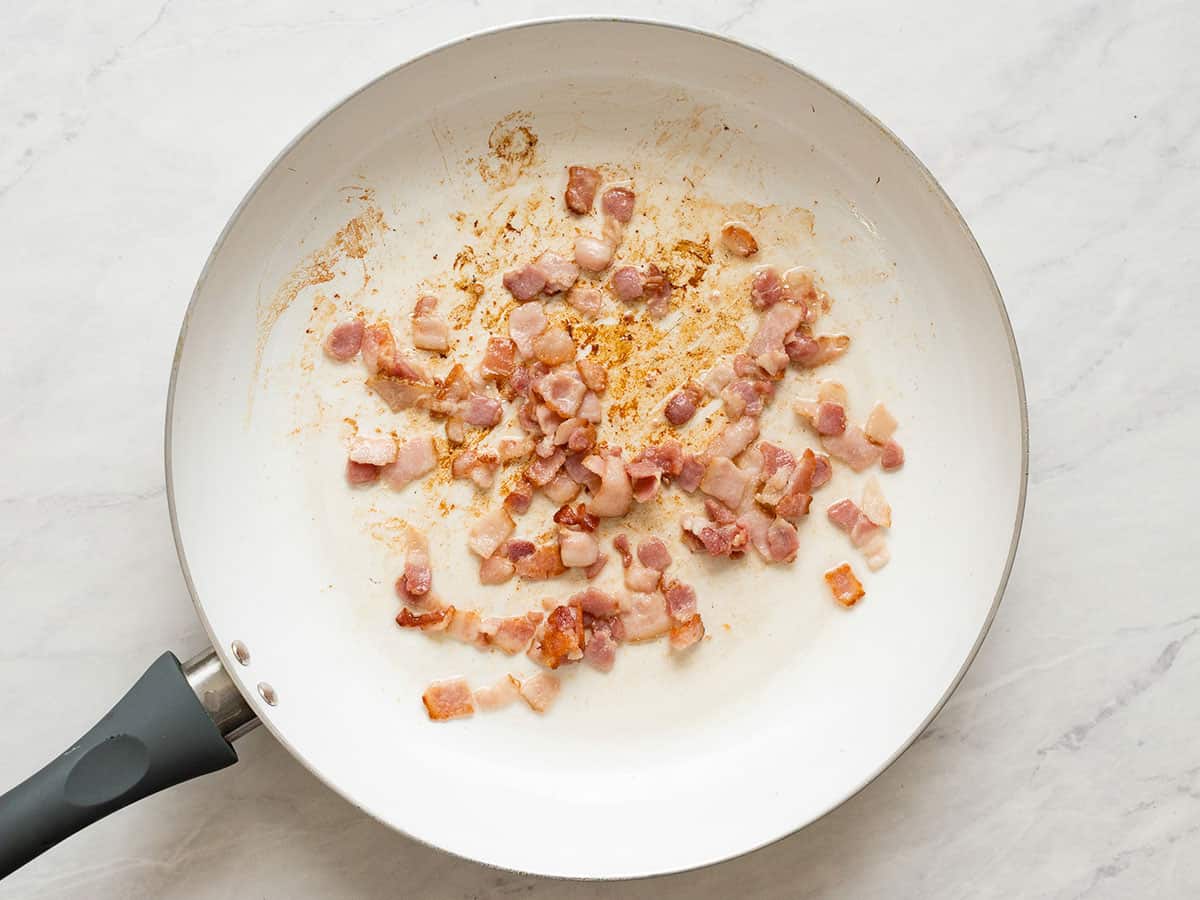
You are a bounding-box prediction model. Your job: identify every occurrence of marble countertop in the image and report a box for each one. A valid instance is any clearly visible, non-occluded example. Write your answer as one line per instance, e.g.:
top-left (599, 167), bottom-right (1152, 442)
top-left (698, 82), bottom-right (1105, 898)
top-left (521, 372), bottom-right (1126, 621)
top-left (2, 0), bottom-right (1197, 896)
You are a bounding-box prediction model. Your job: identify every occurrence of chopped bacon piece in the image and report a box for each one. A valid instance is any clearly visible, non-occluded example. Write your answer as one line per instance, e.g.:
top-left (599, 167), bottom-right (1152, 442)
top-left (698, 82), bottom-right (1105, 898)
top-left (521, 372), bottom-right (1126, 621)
top-left (827, 498), bottom-right (862, 532)
top-left (445, 608), bottom-right (482, 644)
top-left (564, 452), bottom-right (602, 491)
top-left (663, 580), bottom-right (697, 622)
top-left (366, 374), bottom-right (435, 412)
top-left (610, 265), bottom-right (644, 302)
top-left (676, 454), bottom-right (706, 493)
top-left (817, 380), bottom-right (848, 406)
top-left (565, 165), bottom-right (601, 214)
top-left (480, 613), bottom-right (541, 654)
top-left (403, 546), bottom-right (432, 597)
top-left (575, 358), bottom-right (608, 393)
top-left (574, 235), bottom-right (614, 272)
top-left (786, 331), bottom-right (851, 368)
top-left (514, 544), bottom-right (567, 580)
top-left (619, 592), bottom-right (671, 642)
top-left (664, 382), bottom-right (704, 426)
top-left (411, 296), bottom-right (450, 352)
top-left (637, 537), bottom-right (672, 571)
top-left (324, 319), bottom-right (365, 360)
top-left (459, 395), bottom-right (502, 429)
top-left (503, 485), bottom-right (533, 515)
top-left (559, 529), bottom-right (600, 568)
top-left (626, 458), bottom-right (663, 503)
top-left (707, 416), bottom-right (759, 459)
top-left (503, 264), bottom-right (546, 301)
top-left (525, 448), bottom-right (566, 486)
top-left (543, 470), bottom-right (581, 504)
top-left (496, 435), bottom-right (534, 463)
top-left (361, 321), bottom-right (397, 375)
top-left (532, 251), bottom-right (579, 295)
top-left (823, 424), bottom-right (882, 472)
top-left (881, 440), bottom-right (905, 471)
top-left (532, 326), bottom-right (576, 366)
top-left (396, 607), bottom-right (450, 631)
top-left (553, 503), bottom-right (599, 532)
top-left (721, 379), bottom-right (772, 419)
top-left (702, 361), bottom-right (736, 397)
top-left (720, 221), bottom-right (759, 257)
top-left (825, 562), bottom-right (865, 607)
top-left (613, 533), bottom-right (633, 568)
top-left (680, 514), bottom-right (748, 557)
top-left (583, 620), bottom-right (619, 672)
top-left (528, 602), bottom-right (585, 669)
top-left (601, 186), bottom-right (636, 224)
top-left (585, 453), bottom-right (633, 517)
top-left (345, 459), bottom-right (380, 485)
top-left (781, 266), bottom-right (828, 320)
top-left (573, 587), bottom-right (622, 618)
top-left (509, 303), bottom-right (548, 357)
top-left (669, 614), bottom-right (705, 651)
top-left (863, 537), bottom-right (891, 571)
top-left (704, 497), bottom-right (737, 525)
top-left (765, 517), bottom-right (800, 563)
top-left (578, 390), bottom-right (602, 423)
top-left (585, 554), bottom-right (609, 579)
top-left (348, 436), bottom-right (396, 466)
top-left (700, 456), bottom-right (750, 510)
top-left (812, 453), bottom-right (833, 488)
top-left (422, 678), bottom-right (474, 721)
top-left (747, 303), bottom-right (804, 376)
top-left (565, 284), bottom-right (604, 318)
top-left (380, 436), bottom-right (436, 490)
top-left (759, 442), bottom-right (795, 479)
top-left (479, 554), bottom-right (516, 585)
top-left (503, 539), bottom-right (537, 561)
top-left (749, 267), bottom-right (785, 310)
top-left (850, 513), bottom-right (879, 548)
top-left (637, 440), bottom-right (684, 478)
top-left (467, 508), bottom-right (515, 559)
top-left (738, 505), bottom-right (773, 560)
top-left (624, 562), bottom-right (661, 593)
top-left (535, 370), bottom-right (586, 417)
top-left (861, 476), bottom-right (892, 527)
top-left (474, 675), bottom-right (521, 712)
top-left (642, 264), bottom-right (672, 318)
top-left (815, 402), bottom-right (847, 436)
top-left (518, 671), bottom-right (561, 713)
top-left (480, 336), bottom-right (517, 382)
top-left (775, 491), bottom-right (813, 520)
top-left (863, 403), bottom-right (899, 444)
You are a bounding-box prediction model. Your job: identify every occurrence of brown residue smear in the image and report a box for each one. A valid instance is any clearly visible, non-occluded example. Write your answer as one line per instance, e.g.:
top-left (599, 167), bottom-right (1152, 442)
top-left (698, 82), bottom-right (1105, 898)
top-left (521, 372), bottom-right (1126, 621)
top-left (365, 515), bottom-right (416, 553)
top-left (475, 111), bottom-right (539, 189)
top-left (255, 197), bottom-right (387, 383)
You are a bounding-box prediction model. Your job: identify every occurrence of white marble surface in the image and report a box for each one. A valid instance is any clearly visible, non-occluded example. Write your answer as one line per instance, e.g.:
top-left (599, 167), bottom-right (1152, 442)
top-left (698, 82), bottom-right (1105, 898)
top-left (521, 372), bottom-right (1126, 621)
top-left (1, 0), bottom-right (1197, 896)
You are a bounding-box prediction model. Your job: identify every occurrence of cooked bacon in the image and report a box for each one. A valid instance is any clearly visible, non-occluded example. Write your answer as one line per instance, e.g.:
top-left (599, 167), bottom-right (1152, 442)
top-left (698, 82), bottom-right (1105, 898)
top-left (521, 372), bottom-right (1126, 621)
top-left (532, 251), bottom-right (579, 295)
top-left (509, 303), bottom-right (547, 358)
top-left (815, 402), bottom-right (847, 436)
top-left (564, 452), bottom-right (602, 491)
top-left (827, 498), bottom-right (862, 532)
top-left (704, 497), bottom-right (737, 525)
top-left (636, 536), bottom-right (672, 572)
top-left (345, 460), bottom-right (380, 484)
top-left (817, 380), bottom-right (848, 406)
top-left (553, 503), bottom-right (598, 532)
top-left (543, 471), bottom-right (581, 504)
top-left (700, 456), bottom-right (750, 509)
top-left (480, 336), bottom-right (517, 383)
top-left (702, 361), bottom-right (736, 397)
top-left (850, 513), bottom-right (880, 549)
top-left (738, 505), bottom-right (773, 560)
top-left (578, 390), bottom-right (602, 423)
top-left (574, 235), bottom-right (614, 272)
top-left (380, 436), bottom-right (436, 489)
top-left (626, 459), bottom-right (663, 503)
top-left (585, 453), bottom-right (633, 517)
top-left (823, 424), bottom-right (882, 472)
top-left (474, 674), bottom-right (521, 712)
top-left (720, 221), bottom-right (759, 257)
top-left (643, 264), bottom-right (672, 318)
top-left (397, 606), bottom-right (450, 631)
top-left (758, 442), bottom-right (795, 479)
top-left (525, 448), bottom-right (566, 487)
top-left (366, 374), bottom-right (435, 412)
top-left (865, 403), bottom-right (898, 444)
top-left (585, 554), bottom-right (609, 579)
top-left (662, 579), bottom-right (697, 622)
top-left (518, 671), bottom-right (561, 712)
top-left (534, 370), bottom-right (586, 418)
top-left (881, 439), bottom-right (905, 471)
top-left (422, 678), bottom-right (474, 721)
top-left (480, 613), bottom-right (542, 654)
top-left (675, 454), bottom-right (706, 493)
top-left (782, 267), bottom-right (828, 320)
top-left (765, 517), bottom-right (800, 563)
top-left (496, 435), bottom-right (534, 463)
top-left (565, 284), bottom-right (604, 318)
top-left (825, 562), bottom-right (865, 607)
top-left (348, 436), bottom-right (396, 466)
top-left (680, 514), bottom-right (748, 557)
top-left (361, 321), bottom-right (397, 375)
top-left (456, 395), bottom-right (500, 429)
top-left (861, 475), bottom-right (892, 527)
top-left (573, 587), bottom-right (622, 618)
top-left (478, 554), bottom-right (516, 585)
top-left (669, 615), bottom-right (705, 651)
top-left (554, 416), bottom-right (593, 451)
top-left (749, 267), bottom-right (785, 310)
top-left (467, 508), bottom-right (515, 558)
top-left (863, 536), bottom-right (891, 571)
top-left (721, 379), bottom-right (772, 419)
top-left (445, 608), bottom-right (482, 644)
top-left (613, 533), bottom-right (633, 568)
top-left (786, 331), bottom-right (851, 368)
top-left (575, 358), bottom-right (608, 393)
top-left (707, 416), bottom-right (759, 459)
top-left (775, 491), bottom-right (813, 520)
top-left (601, 186), bottom-right (636, 224)
top-left (812, 453), bottom-right (833, 488)
top-left (610, 265), bottom-right (644, 302)
top-left (503, 485), bottom-right (533, 516)
top-left (637, 440), bottom-right (685, 478)
top-left (411, 296), bottom-right (450, 352)
top-left (619, 592), bottom-right (671, 642)
top-left (503, 264), bottom-right (547, 301)
top-left (747, 303), bottom-right (804, 376)
top-left (402, 545), bottom-right (432, 597)
top-left (503, 539), bottom-right (537, 561)
top-left (559, 529), bottom-right (600, 568)
top-left (565, 165), bottom-right (601, 214)
top-left (664, 382), bottom-right (703, 426)
top-left (324, 319), bottom-right (365, 360)
top-left (583, 620), bottom-right (619, 672)
top-left (624, 562), bottom-right (661, 593)
top-left (514, 544), bottom-right (567, 580)
top-left (532, 326), bottom-right (576, 366)
top-left (528, 602), bottom-right (585, 669)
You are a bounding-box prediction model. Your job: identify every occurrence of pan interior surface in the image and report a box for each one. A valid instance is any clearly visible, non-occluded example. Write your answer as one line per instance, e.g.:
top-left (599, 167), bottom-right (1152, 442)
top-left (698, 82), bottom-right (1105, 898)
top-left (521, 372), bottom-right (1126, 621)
top-left (169, 20), bottom-right (1024, 878)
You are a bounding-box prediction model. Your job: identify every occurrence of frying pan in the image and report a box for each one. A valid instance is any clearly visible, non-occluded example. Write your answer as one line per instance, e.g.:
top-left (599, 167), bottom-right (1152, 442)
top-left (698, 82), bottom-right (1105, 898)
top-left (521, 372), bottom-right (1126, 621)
top-left (0, 18), bottom-right (1027, 880)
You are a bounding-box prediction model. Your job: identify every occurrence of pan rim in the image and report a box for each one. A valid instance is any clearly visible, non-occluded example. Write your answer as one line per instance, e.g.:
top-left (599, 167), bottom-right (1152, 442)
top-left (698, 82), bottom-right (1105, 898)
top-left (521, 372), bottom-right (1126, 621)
top-left (164, 14), bottom-right (1029, 882)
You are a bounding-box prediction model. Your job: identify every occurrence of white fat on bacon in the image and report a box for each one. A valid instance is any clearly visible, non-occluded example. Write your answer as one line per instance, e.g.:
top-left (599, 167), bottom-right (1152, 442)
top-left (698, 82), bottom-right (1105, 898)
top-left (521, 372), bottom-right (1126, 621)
top-left (380, 436), bottom-right (436, 490)
top-left (585, 453), bottom-right (633, 517)
top-left (422, 678), bottom-right (474, 721)
top-left (559, 529), bottom-right (600, 568)
top-left (700, 456), bottom-right (751, 510)
top-left (619, 592), bottom-right (671, 642)
top-left (518, 671), bottom-right (561, 713)
top-left (509, 303), bottom-right (547, 358)
top-left (411, 295), bottom-right (450, 352)
top-left (474, 675), bottom-right (521, 712)
top-left (348, 436), bottom-right (396, 466)
top-left (467, 508), bottom-right (516, 559)
top-left (707, 416), bottom-right (760, 459)
top-left (865, 403), bottom-right (898, 445)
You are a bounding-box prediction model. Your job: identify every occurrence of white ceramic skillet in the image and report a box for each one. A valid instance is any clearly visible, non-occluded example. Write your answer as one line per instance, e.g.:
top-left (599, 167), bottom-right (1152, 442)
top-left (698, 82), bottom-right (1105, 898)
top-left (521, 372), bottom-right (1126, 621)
top-left (0, 18), bottom-right (1027, 881)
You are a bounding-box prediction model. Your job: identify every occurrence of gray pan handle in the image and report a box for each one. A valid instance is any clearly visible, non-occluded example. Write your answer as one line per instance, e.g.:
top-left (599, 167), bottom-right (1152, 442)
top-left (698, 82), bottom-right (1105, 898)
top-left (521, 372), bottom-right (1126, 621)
top-left (0, 649), bottom-right (258, 879)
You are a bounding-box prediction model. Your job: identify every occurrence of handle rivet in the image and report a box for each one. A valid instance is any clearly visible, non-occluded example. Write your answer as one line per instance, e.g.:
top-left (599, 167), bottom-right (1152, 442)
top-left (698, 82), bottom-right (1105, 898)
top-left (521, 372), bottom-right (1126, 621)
top-left (256, 682), bottom-right (278, 706)
top-left (231, 641), bottom-right (250, 665)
